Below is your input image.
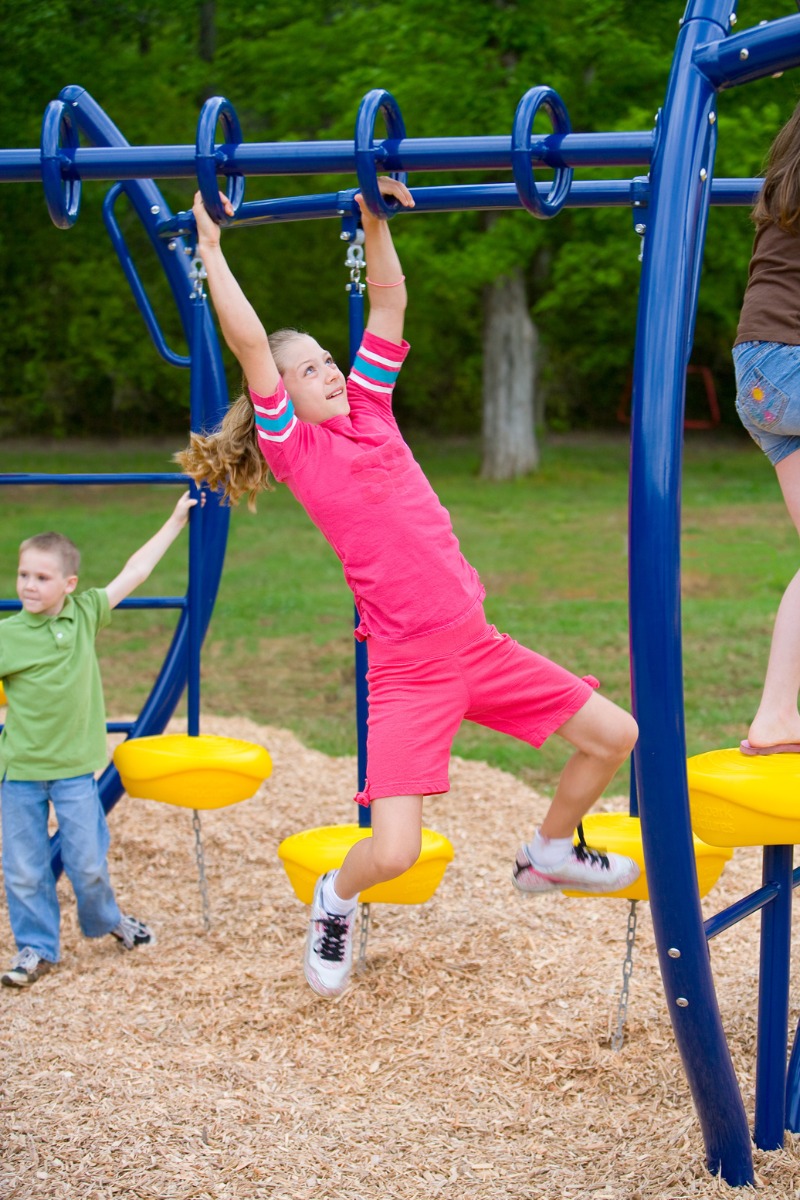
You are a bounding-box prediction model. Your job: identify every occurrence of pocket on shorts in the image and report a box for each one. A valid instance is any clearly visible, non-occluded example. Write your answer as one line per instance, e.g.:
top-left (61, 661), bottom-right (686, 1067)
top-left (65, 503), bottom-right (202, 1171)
top-left (736, 368), bottom-right (790, 433)
top-left (735, 346), bottom-right (800, 436)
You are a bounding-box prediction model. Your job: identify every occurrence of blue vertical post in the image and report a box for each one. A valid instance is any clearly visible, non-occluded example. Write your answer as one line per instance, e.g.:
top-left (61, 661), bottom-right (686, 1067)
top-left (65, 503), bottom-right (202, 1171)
top-left (187, 285), bottom-right (205, 739)
top-left (785, 1014), bottom-right (800, 1131)
top-left (754, 845), bottom-right (793, 1149)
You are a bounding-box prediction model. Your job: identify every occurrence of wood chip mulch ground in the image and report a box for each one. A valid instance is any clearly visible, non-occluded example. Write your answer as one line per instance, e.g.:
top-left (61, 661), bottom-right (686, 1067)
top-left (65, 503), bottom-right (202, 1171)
top-left (1, 714), bottom-right (799, 1199)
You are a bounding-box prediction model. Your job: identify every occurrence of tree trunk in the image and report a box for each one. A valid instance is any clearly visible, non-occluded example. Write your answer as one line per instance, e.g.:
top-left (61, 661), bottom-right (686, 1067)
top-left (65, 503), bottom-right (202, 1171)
top-left (480, 268), bottom-right (539, 480)
top-left (199, 1), bottom-right (216, 62)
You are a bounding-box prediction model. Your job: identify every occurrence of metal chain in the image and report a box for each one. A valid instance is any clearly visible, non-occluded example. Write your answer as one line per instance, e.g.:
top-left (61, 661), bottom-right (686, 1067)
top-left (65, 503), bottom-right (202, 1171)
top-left (357, 902), bottom-right (370, 971)
top-left (611, 898), bottom-right (638, 1052)
top-left (191, 808), bottom-right (212, 932)
top-left (344, 228), bottom-right (366, 295)
top-left (189, 254), bottom-right (207, 298)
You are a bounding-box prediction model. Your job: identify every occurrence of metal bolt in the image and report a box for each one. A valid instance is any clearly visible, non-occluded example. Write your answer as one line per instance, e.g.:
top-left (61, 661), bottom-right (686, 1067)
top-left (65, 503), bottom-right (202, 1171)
top-left (635, 223), bottom-right (646, 235)
top-left (168, 241), bottom-right (177, 251)
top-left (339, 231), bottom-right (350, 241)
top-left (709, 112), bottom-right (716, 125)
top-left (730, 12), bottom-right (738, 25)
top-left (739, 48), bottom-right (749, 60)
top-left (668, 947), bottom-right (681, 959)
top-left (150, 205), bottom-right (161, 215)
top-left (699, 168), bottom-right (708, 182)
top-left (676, 997), bottom-right (689, 1008)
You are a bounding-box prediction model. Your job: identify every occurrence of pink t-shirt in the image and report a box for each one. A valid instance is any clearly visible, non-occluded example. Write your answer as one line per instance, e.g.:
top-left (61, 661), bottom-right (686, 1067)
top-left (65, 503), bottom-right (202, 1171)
top-left (250, 331), bottom-right (484, 644)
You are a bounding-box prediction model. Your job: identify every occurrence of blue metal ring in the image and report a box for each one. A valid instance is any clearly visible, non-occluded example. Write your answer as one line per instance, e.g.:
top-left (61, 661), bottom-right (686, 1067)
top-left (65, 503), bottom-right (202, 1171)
top-left (354, 89), bottom-right (407, 219)
top-left (41, 100), bottom-right (81, 228)
top-left (195, 96), bottom-right (245, 224)
top-left (511, 86), bottom-right (572, 219)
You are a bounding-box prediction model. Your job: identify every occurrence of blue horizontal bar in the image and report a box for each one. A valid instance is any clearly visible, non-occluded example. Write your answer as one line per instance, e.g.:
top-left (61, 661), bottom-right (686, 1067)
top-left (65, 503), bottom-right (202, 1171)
top-left (0, 130), bottom-right (655, 184)
top-left (0, 597), bottom-right (186, 611)
top-left (693, 14), bottom-right (800, 90)
top-left (107, 721), bottom-right (136, 733)
top-left (0, 473), bottom-right (188, 485)
top-left (117, 597), bottom-right (187, 609)
top-left (703, 866), bottom-right (800, 941)
top-left (159, 175), bottom-right (763, 237)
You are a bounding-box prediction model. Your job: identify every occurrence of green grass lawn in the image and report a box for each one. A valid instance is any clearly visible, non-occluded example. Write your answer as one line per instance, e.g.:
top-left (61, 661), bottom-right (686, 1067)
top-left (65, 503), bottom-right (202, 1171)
top-left (0, 431), bottom-right (791, 799)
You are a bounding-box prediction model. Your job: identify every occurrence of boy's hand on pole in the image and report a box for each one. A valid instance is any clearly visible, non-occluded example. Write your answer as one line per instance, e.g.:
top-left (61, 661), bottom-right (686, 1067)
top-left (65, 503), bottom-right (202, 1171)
top-left (174, 490), bottom-right (199, 526)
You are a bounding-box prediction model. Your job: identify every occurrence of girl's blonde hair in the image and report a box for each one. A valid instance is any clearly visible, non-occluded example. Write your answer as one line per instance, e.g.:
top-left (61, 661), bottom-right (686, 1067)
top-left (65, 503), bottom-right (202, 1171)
top-left (174, 328), bottom-right (305, 511)
top-left (752, 101), bottom-right (800, 233)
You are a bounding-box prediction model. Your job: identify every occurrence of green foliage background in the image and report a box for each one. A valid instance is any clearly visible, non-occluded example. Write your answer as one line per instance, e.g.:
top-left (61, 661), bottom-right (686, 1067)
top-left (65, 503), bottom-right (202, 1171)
top-left (0, 0), bottom-right (797, 438)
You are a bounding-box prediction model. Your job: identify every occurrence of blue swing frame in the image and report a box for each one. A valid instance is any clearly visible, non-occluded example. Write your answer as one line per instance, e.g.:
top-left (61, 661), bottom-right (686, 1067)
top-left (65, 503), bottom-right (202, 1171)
top-left (3, 3), bottom-right (800, 1183)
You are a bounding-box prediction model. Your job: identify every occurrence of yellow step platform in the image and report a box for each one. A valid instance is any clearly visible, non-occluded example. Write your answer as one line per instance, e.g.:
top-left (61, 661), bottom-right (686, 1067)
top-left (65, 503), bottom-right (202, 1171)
top-left (114, 733), bottom-right (272, 810)
top-left (561, 813), bottom-right (732, 901)
top-left (0, 680), bottom-right (6, 706)
top-left (278, 824), bottom-right (455, 906)
top-left (687, 748), bottom-right (800, 847)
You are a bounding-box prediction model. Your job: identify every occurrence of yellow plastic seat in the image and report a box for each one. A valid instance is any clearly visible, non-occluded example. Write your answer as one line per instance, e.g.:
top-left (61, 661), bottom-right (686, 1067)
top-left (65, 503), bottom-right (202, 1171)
top-left (114, 733), bottom-right (272, 810)
top-left (687, 748), bottom-right (800, 847)
top-left (0, 680), bottom-right (6, 706)
top-left (278, 824), bottom-right (454, 905)
top-left (561, 812), bottom-right (732, 901)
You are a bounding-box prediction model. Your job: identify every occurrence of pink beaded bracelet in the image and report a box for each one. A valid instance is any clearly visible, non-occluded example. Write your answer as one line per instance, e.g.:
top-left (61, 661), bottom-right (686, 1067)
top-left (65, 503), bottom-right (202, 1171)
top-left (365, 275), bottom-right (406, 287)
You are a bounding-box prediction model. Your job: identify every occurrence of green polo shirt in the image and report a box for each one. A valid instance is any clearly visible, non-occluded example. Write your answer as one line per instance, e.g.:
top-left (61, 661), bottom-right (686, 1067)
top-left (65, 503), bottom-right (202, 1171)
top-left (0, 588), bottom-right (111, 780)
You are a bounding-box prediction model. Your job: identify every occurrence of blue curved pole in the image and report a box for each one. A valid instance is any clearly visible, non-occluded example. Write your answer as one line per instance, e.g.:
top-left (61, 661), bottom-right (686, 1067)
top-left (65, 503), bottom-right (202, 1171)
top-left (629, 1), bottom-right (752, 1184)
top-left (40, 88), bottom-right (231, 872)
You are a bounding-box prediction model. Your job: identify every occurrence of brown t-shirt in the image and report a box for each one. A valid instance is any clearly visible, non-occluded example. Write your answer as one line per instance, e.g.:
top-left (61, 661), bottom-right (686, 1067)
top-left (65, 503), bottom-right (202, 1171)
top-left (735, 220), bottom-right (800, 346)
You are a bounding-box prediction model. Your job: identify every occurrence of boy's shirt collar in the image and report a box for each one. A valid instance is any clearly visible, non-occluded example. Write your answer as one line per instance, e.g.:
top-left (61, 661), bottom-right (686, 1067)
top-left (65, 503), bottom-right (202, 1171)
top-left (19, 593), bottom-right (77, 626)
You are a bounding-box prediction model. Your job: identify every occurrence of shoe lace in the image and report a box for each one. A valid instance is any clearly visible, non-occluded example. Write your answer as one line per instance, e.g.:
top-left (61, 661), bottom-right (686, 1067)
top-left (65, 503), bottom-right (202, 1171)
top-left (12, 947), bottom-right (40, 971)
top-left (114, 915), bottom-right (144, 947)
top-left (575, 822), bottom-right (610, 870)
top-left (315, 914), bottom-right (349, 963)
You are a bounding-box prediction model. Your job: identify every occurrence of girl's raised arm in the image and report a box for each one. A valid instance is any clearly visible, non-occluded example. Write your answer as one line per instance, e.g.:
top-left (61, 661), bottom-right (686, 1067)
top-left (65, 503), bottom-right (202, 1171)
top-left (355, 177), bottom-right (414, 346)
top-left (193, 191), bottom-right (280, 397)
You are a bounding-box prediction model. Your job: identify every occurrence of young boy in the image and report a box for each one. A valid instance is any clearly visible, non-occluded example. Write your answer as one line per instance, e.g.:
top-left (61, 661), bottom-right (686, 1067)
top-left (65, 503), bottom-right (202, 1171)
top-left (0, 491), bottom-right (196, 987)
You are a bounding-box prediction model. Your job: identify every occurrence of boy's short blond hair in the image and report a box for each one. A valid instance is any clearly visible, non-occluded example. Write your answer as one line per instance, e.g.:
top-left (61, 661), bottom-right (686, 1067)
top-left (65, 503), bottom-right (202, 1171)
top-left (20, 532), bottom-right (80, 577)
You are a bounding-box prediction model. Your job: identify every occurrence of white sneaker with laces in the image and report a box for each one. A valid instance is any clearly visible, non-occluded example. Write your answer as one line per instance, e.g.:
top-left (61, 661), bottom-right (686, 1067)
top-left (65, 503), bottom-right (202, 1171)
top-left (513, 839), bottom-right (639, 895)
top-left (111, 915), bottom-right (155, 950)
top-left (304, 872), bottom-right (356, 997)
top-left (1, 946), bottom-right (53, 988)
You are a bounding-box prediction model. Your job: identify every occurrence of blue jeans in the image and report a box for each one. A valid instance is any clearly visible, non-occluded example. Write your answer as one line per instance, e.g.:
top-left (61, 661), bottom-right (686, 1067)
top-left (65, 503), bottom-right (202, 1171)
top-left (732, 340), bottom-right (800, 466)
top-left (1, 774), bottom-right (122, 962)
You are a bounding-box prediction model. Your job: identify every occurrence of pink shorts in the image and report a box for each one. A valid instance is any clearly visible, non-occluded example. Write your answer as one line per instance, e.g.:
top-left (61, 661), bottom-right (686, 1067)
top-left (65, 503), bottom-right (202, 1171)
top-left (356, 605), bottom-right (598, 806)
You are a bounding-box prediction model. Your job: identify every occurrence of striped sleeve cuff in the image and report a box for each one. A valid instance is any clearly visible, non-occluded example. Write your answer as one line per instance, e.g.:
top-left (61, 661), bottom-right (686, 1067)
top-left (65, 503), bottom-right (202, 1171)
top-left (250, 380), bottom-right (297, 444)
top-left (349, 340), bottom-right (406, 396)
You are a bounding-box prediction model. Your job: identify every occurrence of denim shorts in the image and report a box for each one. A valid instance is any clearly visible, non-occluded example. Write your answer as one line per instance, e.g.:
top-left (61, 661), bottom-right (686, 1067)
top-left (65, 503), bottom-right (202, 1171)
top-left (732, 340), bottom-right (800, 466)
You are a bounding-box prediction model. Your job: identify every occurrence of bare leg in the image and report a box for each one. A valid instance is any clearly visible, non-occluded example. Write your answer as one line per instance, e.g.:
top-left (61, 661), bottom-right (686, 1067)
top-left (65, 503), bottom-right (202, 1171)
top-left (748, 448), bottom-right (800, 748)
top-left (333, 794), bottom-right (424, 901)
top-left (540, 691), bottom-right (638, 839)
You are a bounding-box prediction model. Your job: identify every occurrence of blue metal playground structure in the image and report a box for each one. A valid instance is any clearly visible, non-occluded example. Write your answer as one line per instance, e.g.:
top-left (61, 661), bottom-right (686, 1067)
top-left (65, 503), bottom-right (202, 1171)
top-left (3, 0), bottom-right (800, 1185)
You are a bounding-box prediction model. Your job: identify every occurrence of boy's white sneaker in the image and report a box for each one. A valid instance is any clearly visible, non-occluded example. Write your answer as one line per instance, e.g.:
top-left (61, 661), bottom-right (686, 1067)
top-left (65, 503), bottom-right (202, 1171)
top-left (111, 915), bottom-right (155, 950)
top-left (1, 946), bottom-right (53, 988)
top-left (513, 841), bottom-right (639, 895)
top-left (304, 872), bottom-right (356, 997)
